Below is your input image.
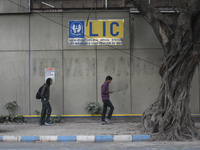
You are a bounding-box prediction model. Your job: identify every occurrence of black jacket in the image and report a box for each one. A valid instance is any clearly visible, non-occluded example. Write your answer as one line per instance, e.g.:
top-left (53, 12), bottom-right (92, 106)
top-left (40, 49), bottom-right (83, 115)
top-left (40, 83), bottom-right (50, 100)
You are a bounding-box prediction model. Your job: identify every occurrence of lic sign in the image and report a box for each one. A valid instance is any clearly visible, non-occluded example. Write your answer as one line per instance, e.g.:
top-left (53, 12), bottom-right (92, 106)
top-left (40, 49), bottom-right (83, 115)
top-left (68, 20), bottom-right (124, 45)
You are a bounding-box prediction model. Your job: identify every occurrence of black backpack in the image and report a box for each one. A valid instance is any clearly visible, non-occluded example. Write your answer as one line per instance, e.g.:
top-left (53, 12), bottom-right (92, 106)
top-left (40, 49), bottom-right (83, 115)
top-left (36, 85), bottom-right (44, 99)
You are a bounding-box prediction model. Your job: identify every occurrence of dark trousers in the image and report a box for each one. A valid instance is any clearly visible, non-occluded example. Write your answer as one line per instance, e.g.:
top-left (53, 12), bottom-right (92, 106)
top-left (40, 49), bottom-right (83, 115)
top-left (40, 99), bottom-right (52, 124)
top-left (101, 100), bottom-right (114, 122)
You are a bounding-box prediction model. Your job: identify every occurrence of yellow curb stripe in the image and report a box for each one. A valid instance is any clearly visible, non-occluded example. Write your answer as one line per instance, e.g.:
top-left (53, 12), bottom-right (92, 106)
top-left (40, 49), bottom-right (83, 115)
top-left (22, 114), bottom-right (200, 118)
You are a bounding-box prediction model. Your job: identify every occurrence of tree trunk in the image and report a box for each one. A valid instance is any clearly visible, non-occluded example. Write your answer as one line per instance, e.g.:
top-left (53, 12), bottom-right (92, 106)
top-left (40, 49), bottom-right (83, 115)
top-left (143, 50), bottom-right (199, 140)
top-left (131, 0), bottom-right (200, 140)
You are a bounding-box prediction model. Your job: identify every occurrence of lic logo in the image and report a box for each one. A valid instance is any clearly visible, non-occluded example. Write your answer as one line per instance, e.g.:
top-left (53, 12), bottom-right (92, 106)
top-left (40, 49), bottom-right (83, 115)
top-left (69, 21), bottom-right (85, 38)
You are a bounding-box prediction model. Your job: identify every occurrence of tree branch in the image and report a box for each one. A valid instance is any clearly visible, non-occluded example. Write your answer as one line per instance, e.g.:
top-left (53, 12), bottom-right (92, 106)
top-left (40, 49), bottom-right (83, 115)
top-left (131, 0), bottom-right (174, 53)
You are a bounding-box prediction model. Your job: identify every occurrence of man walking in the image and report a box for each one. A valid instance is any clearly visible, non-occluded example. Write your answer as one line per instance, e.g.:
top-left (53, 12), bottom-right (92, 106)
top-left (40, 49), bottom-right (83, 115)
top-left (39, 78), bottom-right (53, 126)
top-left (101, 76), bottom-right (114, 125)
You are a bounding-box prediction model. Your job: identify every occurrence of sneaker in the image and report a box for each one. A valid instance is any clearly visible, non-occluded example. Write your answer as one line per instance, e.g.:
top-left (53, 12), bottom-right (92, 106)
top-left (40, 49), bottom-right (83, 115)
top-left (45, 122), bottom-right (53, 126)
top-left (105, 118), bottom-right (111, 124)
top-left (101, 121), bottom-right (106, 125)
top-left (38, 123), bottom-right (45, 126)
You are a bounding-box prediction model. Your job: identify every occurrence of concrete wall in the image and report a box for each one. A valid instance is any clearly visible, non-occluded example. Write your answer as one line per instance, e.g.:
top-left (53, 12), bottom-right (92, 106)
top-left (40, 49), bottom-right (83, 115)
top-left (0, 0), bottom-right (29, 13)
top-left (131, 15), bottom-right (163, 113)
top-left (0, 11), bottom-right (199, 117)
top-left (0, 14), bottom-right (29, 115)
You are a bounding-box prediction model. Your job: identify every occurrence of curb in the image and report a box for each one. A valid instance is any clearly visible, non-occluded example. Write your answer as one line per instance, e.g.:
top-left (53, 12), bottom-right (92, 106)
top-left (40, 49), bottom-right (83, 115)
top-left (0, 135), bottom-right (150, 142)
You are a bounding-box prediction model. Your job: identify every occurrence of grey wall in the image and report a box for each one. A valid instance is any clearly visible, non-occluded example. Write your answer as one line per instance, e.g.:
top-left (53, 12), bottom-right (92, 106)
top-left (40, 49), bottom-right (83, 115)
top-left (0, 0), bottom-right (29, 14)
top-left (0, 11), bottom-right (199, 117)
top-left (131, 15), bottom-right (163, 113)
top-left (0, 14), bottom-right (29, 115)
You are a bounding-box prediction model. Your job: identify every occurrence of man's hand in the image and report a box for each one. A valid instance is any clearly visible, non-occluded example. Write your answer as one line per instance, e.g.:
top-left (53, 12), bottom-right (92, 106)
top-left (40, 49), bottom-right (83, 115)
top-left (110, 90), bottom-right (115, 93)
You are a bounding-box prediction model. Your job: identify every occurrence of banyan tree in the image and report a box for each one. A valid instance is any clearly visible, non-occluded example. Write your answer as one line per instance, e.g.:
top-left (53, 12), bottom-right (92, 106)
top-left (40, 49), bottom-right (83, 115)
top-left (129, 0), bottom-right (200, 140)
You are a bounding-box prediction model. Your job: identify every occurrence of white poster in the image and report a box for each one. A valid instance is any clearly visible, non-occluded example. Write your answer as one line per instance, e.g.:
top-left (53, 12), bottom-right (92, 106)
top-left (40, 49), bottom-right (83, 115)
top-left (45, 68), bottom-right (55, 82)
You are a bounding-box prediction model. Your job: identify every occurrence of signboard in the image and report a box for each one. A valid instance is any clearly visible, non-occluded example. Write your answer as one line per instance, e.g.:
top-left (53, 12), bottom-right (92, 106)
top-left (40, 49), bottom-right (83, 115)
top-left (68, 20), bottom-right (124, 45)
top-left (45, 68), bottom-right (55, 82)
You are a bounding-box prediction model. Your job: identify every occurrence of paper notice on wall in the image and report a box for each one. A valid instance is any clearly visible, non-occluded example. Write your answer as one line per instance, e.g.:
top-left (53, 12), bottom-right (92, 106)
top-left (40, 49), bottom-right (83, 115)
top-left (45, 68), bottom-right (55, 82)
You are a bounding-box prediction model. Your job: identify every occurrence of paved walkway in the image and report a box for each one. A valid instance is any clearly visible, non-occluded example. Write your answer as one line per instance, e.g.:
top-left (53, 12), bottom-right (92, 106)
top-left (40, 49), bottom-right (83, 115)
top-left (0, 120), bottom-right (199, 142)
top-left (0, 122), bottom-right (144, 136)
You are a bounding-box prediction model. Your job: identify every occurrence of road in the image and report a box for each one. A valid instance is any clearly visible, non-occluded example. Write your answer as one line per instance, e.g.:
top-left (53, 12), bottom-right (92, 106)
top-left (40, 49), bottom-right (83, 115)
top-left (0, 141), bottom-right (200, 150)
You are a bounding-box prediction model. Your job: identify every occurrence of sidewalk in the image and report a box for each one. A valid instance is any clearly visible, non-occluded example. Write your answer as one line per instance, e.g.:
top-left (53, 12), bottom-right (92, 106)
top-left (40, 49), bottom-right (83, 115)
top-left (0, 119), bottom-right (150, 142)
top-left (0, 120), bottom-right (199, 143)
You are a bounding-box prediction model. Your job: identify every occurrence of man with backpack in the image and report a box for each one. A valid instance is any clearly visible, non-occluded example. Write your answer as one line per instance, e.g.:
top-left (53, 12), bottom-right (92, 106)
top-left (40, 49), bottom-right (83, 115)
top-left (39, 78), bottom-right (53, 126)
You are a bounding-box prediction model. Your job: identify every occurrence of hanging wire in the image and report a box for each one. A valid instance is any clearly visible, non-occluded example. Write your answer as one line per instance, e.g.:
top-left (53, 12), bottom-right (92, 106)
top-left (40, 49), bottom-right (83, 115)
top-left (7, 0), bottom-right (160, 67)
top-left (86, 0), bottom-right (96, 27)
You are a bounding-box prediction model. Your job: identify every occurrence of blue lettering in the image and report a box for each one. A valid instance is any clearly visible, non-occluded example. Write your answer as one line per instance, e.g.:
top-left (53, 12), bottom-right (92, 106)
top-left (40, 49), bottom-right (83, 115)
top-left (103, 22), bottom-right (106, 36)
top-left (110, 22), bottom-right (119, 36)
top-left (90, 22), bottom-right (98, 36)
